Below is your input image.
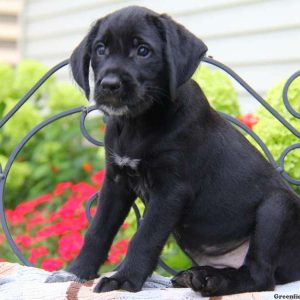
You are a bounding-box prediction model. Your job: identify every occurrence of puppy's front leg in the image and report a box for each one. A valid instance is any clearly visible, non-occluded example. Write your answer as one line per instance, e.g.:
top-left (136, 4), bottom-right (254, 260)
top-left (94, 181), bottom-right (189, 293)
top-left (47, 172), bottom-right (136, 283)
top-left (68, 174), bottom-right (136, 280)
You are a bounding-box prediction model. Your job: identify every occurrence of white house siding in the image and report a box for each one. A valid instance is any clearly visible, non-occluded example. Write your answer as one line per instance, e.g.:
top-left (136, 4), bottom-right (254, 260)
top-left (21, 0), bottom-right (300, 113)
top-left (0, 0), bottom-right (23, 64)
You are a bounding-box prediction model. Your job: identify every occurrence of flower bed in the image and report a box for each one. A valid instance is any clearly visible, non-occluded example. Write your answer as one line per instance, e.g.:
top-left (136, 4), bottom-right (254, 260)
top-left (0, 169), bottom-right (132, 272)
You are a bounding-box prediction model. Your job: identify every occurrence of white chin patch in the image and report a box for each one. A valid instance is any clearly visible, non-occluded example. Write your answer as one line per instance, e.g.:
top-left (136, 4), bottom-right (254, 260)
top-left (99, 105), bottom-right (129, 116)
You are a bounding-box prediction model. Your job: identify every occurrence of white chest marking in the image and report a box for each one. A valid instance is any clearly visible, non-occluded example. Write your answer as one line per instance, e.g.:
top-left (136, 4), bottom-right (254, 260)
top-left (113, 153), bottom-right (141, 169)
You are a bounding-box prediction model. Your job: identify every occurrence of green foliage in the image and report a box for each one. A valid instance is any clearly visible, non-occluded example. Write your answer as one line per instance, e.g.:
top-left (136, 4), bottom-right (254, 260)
top-left (253, 77), bottom-right (300, 192)
top-left (193, 65), bottom-right (240, 116)
top-left (0, 155), bottom-right (32, 192)
top-left (0, 64), bottom-right (14, 103)
top-left (47, 82), bottom-right (86, 113)
top-left (3, 102), bottom-right (43, 152)
top-left (0, 60), bottom-right (105, 208)
top-left (12, 60), bottom-right (54, 100)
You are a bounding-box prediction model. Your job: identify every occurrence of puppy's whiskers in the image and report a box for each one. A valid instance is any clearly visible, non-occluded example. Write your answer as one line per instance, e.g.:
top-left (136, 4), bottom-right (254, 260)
top-left (144, 85), bottom-right (170, 101)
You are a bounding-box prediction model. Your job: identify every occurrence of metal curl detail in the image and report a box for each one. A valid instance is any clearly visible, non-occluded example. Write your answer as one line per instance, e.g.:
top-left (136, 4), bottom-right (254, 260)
top-left (203, 57), bottom-right (300, 186)
top-left (219, 112), bottom-right (277, 167)
top-left (0, 59), bottom-right (69, 129)
top-left (282, 70), bottom-right (300, 119)
top-left (279, 143), bottom-right (300, 185)
top-left (0, 106), bottom-right (83, 266)
top-left (80, 105), bottom-right (104, 146)
top-left (203, 57), bottom-right (300, 139)
top-left (85, 194), bottom-right (141, 231)
top-left (85, 192), bottom-right (99, 222)
top-left (0, 164), bottom-right (3, 180)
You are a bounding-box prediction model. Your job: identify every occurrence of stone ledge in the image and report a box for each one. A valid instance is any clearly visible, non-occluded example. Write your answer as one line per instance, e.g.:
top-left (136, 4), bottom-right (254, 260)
top-left (0, 262), bottom-right (299, 300)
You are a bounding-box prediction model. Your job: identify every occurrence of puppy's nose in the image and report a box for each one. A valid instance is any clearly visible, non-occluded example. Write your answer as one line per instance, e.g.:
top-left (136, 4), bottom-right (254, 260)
top-left (100, 75), bottom-right (121, 92)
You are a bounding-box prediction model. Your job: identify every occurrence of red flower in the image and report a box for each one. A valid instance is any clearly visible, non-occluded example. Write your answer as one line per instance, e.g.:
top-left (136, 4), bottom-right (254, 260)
top-left (90, 207), bottom-right (97, 217)
top-left (36, 222), bottom-right (68, 238)
top-left (237, 113), bottom-right (259, 130)
top-left (58, 232), bottom-right (83, 262)
top-left (91, 170), bottom-right (105, 186)
top-left (33, 194), bottom-right (52, 205)
top-left (121, 222), bottom-right (129, 230)
top-left (107, 253), bottom-right (121, 264)
top-left (15, 234), bottom-right (32, 248)
top-left (30, 236), bottom-right (45, 244)
top-left (82, 162), bottom-right (93, 172)
top-left (71, 182), bottom-right (97, 199)
top-left (107, 239), bottom-right (129, 264)
top-left (26, 211), bottom-right (45, 231)
top-left (29, 246), bottom-right (49, 264)
top-left (54, 182), bottom-right (73, 196)
top-left (51, 165), bottom-right (60, 173)
top-left (42, 258), bottom-right (64, 272)
top-left (0, 234), bottom-right (4, 245)
top-left (5, 194), bottom-right (51, 226)
top-left (99, 125), bottom-right (106, 134)
top-left (6, 209), bottom-right (25, 225)
top-left (58, 199), bottom-right (80, 219)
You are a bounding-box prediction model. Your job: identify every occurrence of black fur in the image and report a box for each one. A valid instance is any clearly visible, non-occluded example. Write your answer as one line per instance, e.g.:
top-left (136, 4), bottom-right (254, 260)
top-left (65, 6), bottom-right (300, 296)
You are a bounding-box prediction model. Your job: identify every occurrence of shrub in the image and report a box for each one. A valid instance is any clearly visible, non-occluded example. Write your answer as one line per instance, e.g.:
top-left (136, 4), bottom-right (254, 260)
top-left (11, 60), bottom-right (54, 100)
top-left (193, 65), bottom-right (240, 116)
top-left (0, 60), bottom-right (105, 208)
top-left (0, 63), bottom-right (14, 103)
top-left (253, 77), bottom-right (300, 192)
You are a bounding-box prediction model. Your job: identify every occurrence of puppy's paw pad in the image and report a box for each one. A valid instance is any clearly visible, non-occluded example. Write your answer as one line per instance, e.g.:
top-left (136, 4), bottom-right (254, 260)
top-left (199, 274), bottom-right (220, 296)
top-left (45, 270), bottom-right (84, 283)
top-left (94, 276), bottom-right (141, 293)
top-left (94, 277), bottom-right (120, 293)
top-left (172, 267), bottom-right (225, 296)
top-left (171, 271), bottom-right (191, 288)
top-left (191, 267), bottom-right (226, 296)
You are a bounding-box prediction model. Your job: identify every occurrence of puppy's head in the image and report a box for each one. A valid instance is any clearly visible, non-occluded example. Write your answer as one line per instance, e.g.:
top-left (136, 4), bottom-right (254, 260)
top-left (70, 6), bottom-right (207, 117)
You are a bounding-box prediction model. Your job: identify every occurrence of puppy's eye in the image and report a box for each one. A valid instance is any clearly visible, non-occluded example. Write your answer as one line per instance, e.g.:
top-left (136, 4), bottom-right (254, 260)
top-left (137, 45), bottom-right (150, 57)
top-left (96, 43), bottom-right (106, 56)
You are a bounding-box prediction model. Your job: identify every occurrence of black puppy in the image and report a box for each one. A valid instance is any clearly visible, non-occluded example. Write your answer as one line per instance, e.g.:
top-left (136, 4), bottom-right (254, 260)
top-left (47, 6), bottom-right (300, 296)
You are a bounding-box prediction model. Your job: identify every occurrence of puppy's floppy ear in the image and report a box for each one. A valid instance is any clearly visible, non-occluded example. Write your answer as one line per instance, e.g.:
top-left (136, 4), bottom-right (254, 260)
top-left (156, 14), bottom-right (207, 99)
top-left (70, 20), bottom-right (101, 99)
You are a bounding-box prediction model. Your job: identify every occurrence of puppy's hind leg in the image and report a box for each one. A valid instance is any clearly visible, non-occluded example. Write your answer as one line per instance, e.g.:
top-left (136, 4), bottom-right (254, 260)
top-left (172, 192), bottom-right (292, 296)
top-left (274, 208), bottom-right (300, 284)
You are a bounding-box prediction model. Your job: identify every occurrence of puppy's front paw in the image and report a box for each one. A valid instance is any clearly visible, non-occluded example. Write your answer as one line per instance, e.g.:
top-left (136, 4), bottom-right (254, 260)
top-left (94, 273), bottom-right (142, 293)
top-left (66, 262), bottom-right (99, 281)
top-left (171, 270), bottom-right (192, 288)
top-left (172, 266), bottom-right (228, 297)
top-left (45, 270), bottom-right (84, 283)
